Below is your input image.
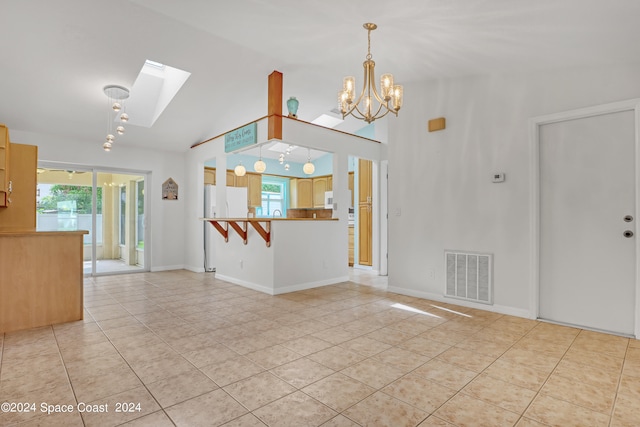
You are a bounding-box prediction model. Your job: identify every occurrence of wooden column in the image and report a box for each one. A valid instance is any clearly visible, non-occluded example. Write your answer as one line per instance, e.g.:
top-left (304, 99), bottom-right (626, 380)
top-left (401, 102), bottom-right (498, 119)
top-left (268, 70), bottom-right (283, 140)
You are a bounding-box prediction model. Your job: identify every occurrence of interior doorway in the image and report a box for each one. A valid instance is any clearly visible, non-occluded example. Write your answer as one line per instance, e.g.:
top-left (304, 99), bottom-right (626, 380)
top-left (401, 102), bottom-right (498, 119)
top-left (532, 100), bottom-right (640, 337)
top-left (36, 165), bottom-right (148, 276)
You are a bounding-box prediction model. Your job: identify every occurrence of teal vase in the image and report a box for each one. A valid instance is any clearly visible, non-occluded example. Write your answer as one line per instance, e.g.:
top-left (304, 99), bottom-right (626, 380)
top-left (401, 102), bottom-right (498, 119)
top-left (287, 96), bottom-right (299, 118)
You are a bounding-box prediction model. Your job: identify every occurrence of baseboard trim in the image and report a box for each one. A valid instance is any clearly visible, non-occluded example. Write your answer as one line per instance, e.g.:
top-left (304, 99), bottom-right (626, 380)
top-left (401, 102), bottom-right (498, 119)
top-left (215, 275), bottom-right (350, 296)
top-left (387, 286), bottom-right (531, 319)
top-left (150, 264), bottom-right (185, 272)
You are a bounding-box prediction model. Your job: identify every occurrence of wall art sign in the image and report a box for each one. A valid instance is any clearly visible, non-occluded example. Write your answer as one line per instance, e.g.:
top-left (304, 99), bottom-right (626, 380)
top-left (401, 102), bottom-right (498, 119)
top-left (162, 177), bottom-right (178, 200)
top-left (225, 122), bottom-right (257, 153)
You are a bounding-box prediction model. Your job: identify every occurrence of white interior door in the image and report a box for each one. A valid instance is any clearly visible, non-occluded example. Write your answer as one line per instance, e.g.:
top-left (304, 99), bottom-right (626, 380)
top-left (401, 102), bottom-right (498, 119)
top-left (539, 110), bottom-right (636, 336)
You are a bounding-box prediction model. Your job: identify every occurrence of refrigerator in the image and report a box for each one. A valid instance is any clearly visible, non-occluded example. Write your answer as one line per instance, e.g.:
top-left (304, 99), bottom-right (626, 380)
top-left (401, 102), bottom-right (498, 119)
top-left (204, 184), bottom-right (248, 272)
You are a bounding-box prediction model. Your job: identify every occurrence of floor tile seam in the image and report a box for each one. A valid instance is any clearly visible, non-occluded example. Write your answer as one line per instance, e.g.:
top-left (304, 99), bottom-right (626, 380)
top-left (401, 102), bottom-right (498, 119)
top-left (548, 365), bottom-right (621, 393)
top-left (339, 393), bottom-right (430, 427)
top-left (222, 382), bottom-right (299, 414)
top-left (409, 368), bottom-right (483, 426)
top-left (516, 330), bottom-right (607, 425)
top-left (50, 325), bottom-right (82, 411)
top-left (539, 333), bottom-right (624, 406)
top-left (533, 389), bottom-right (615, 419)
top-left (92, 312), bottom-right (218, 416)
top-left (608, 339), bottom-right (633, 422)
top-left (376, 379), bottom-right (455, 416)
top-left (0, 333), bottom-right (5, 383)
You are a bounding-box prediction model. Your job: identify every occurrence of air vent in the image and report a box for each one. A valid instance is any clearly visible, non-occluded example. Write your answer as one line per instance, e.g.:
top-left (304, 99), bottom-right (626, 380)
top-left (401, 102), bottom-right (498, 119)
top-left (445, 251), bottom-right (492, 304)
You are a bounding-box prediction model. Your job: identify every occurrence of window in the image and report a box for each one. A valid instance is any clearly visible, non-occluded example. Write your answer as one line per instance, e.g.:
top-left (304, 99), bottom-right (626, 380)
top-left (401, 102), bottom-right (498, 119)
top-left (136, 180), bottom-right (144, 249)
top-left (119, 186), bottom-right (126, 245)
top-left (259, 177), bottom-right (288, 217)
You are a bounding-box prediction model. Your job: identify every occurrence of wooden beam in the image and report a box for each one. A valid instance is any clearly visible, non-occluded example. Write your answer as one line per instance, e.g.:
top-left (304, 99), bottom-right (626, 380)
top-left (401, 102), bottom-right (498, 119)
top-left (250, 221), bottom-right (271, 247)
top-left (208, 220), bottom-right (228, 242)
top-left (268, 71), bottom-right (283, 140)
top-left (228, 221), bottom-right (248, 244)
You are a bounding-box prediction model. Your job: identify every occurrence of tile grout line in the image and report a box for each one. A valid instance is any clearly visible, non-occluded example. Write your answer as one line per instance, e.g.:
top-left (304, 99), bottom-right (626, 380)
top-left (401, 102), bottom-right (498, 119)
top-left (608, 338), bottom-right (631, 427)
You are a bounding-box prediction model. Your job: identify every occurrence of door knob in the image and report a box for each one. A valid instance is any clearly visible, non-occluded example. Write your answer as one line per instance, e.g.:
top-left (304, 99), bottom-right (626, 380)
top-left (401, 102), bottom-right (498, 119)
top-left (623, 230), bottom-right (634, 238)
top-left (624, 215), bottom-right (634, 222)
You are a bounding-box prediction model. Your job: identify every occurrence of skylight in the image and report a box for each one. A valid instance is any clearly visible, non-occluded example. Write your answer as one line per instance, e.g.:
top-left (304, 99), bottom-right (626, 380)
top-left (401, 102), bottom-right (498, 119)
top-left (123, 59), bottom-right (191, 128)
top-left (144, 59), bottom-right (165, 69)
top-left (311, 112), bottom-right (344, 129)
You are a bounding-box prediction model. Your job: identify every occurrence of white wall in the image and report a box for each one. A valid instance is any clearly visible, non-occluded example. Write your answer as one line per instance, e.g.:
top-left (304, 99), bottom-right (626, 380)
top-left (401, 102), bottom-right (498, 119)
top-left (387, 62), bottom-right (640, 317)
top-left (12, 130), bottom-right (186, 272)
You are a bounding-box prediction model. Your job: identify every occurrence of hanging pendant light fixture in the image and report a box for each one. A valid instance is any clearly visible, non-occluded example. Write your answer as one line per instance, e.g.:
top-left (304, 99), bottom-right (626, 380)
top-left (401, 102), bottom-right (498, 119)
top-left (338, 23), bottom-right (403, 123)
top-left (234, 161), bottom-right (246, 177)
top-left (103, 85), bottom-right (130, 151)
top-left (303, 149), bottom-right (315, 175)
top-left (254, 145), bottom-right (266, 173)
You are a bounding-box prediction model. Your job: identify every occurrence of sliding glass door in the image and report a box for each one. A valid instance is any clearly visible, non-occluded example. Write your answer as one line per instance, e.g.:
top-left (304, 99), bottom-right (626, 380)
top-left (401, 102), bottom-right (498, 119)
top-left (37, 165), bottom-right (148, 275)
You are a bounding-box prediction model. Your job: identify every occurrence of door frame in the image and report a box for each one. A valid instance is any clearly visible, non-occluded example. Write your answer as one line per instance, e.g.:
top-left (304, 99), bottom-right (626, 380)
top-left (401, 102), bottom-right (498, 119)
top-left (37, 162), bottom-right (151, 276)
top-left (529, 98), bottom-right (640, 337)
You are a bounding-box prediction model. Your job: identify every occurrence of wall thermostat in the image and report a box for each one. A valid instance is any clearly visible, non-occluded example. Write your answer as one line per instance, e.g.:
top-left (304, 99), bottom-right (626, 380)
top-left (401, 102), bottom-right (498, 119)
top-left (492, 173), bottom-right (505, 183)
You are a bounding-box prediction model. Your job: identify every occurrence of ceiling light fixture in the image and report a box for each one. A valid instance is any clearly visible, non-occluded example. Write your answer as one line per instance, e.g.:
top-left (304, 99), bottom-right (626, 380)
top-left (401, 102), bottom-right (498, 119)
top-left (338, 23), bottom-right (403, 123)
top-left (103, 85), bottom-right (130, 151)
top-left (254, 146), bottom-right (266, 174)
top-left (234, 161), bottom-right (246, 177)
top-left (303, 149), bottom-right (315, 175)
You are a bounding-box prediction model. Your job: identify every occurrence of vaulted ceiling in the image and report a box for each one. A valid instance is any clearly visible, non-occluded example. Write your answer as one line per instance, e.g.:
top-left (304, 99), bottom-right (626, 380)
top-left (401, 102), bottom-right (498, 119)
top-left (1, 0), bottom-right (639, 152)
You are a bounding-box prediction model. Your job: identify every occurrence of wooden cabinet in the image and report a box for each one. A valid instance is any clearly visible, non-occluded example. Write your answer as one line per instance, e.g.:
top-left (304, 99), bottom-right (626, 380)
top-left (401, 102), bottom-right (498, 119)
top-left (289, 175), bottom-right (333, 209)
top-left (358, 159), bottom-right (372, 266)
top-left (348, 172), bottom-right (354, 207)
top-left (358, 159), bottom-right (372, 204)
top-left (247, 173), bottom-right (262, 208)
top-left (204, 168), bottom-right (260, 207)
top-left (348, 226), bottom-right (354, 266)
top-left (226, 170), bottom-right (236, 186)
top-left (312, 177), bottom-right (328, 208)
top-left (0, 231), bottom-right (86, 333)
top-left (358, 204), bottom-right (372, 265)
top-left (0, 125), bottom-right (10, 207)
top-left (290, 178), bottom-right (313, 208)
top-left (0, 144), bottom-right (37, 231)
top-left (204, 167), bottom-right (216, 185)
top-left (235, 174), bottom-right (248, 188)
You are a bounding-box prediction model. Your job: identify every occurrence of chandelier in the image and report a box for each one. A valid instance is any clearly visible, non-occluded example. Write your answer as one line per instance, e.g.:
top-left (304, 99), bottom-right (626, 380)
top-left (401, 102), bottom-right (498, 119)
top-left (338, 23), bottom-right (403, 123)
top-left (103, 85), bottom-right (130, 151)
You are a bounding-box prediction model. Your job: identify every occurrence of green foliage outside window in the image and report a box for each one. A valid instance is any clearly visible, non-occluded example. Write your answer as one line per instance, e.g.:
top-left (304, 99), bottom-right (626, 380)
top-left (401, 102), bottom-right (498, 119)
top-left (38, 185), bottom-right (102, 214)
top-left (262, 183), bottom-right (280, 193)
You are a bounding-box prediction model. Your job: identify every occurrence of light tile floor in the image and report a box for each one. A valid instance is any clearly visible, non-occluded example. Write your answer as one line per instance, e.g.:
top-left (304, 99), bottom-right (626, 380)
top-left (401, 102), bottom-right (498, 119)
top-left (1, 270), bottom-right (639, 426)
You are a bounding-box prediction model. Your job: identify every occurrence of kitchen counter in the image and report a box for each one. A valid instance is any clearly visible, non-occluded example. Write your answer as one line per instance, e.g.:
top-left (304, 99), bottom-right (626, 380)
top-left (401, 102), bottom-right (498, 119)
top-left (0, 230), bottom-right (87, 332)
top-left (203, 217), bottom-right (347, 295)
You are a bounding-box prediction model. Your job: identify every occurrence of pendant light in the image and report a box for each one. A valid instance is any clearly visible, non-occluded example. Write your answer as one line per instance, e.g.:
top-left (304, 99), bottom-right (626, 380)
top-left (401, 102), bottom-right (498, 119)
top-left (303, 149), bottom-right (315, 175)
top-left (254, 145), bottom-right (266, 173)
top-left (234, 161), bottom-right (246, 177)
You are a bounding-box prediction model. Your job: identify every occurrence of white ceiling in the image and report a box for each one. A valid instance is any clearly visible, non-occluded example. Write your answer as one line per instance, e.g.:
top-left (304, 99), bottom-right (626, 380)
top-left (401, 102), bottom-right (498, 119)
top-left (2, 0), bottom-right (640, 153)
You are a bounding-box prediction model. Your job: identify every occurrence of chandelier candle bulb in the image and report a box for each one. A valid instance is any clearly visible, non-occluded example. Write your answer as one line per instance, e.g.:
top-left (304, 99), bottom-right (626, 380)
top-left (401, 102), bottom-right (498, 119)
top-left (381, 74), bottom-right (394, 100)
top-left (393, 86), bottom-right (403, 111)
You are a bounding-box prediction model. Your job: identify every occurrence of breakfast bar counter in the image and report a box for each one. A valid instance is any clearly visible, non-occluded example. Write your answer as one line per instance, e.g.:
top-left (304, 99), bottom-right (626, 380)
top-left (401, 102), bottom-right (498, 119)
top-left (203, 217), bottom-right (348, 295)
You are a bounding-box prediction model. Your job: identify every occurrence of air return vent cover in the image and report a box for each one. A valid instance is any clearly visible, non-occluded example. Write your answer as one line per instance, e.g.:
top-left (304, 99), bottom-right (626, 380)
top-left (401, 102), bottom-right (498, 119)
top-left (445, 251), bottom-right (492, 304)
